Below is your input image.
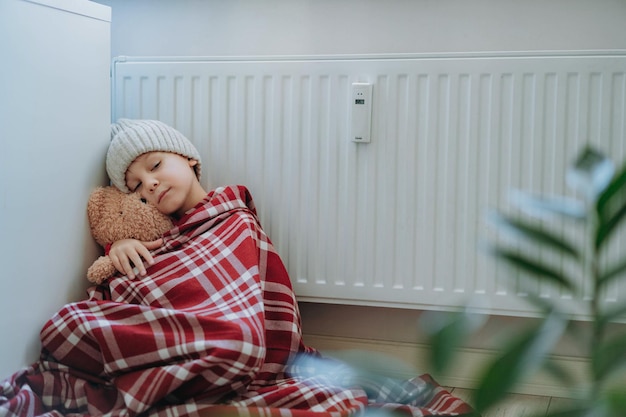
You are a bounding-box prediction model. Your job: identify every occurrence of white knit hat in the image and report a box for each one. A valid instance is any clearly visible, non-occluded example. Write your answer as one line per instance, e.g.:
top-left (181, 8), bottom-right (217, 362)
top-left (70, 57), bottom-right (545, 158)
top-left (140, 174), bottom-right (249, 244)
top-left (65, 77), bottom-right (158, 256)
top-left (106, 119), bottom-right (202, 193)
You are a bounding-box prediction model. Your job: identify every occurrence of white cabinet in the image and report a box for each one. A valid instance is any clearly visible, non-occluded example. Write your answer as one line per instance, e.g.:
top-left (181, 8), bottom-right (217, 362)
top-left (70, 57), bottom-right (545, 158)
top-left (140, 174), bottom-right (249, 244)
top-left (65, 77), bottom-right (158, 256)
top-left (0, 0), bottom-right (111, 378)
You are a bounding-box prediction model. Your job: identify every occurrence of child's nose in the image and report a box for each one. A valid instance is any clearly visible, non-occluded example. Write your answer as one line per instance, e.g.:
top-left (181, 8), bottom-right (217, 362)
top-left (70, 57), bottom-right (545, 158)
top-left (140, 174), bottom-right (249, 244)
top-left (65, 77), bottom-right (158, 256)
top-left (147, 177), bottom-right (159, 191)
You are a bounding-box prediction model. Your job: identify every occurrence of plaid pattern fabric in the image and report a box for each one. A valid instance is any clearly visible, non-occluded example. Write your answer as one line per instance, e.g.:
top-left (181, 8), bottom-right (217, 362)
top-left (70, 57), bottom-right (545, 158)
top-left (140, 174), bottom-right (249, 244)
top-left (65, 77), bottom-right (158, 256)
top-left (0, 186), bottom-right (474, 417)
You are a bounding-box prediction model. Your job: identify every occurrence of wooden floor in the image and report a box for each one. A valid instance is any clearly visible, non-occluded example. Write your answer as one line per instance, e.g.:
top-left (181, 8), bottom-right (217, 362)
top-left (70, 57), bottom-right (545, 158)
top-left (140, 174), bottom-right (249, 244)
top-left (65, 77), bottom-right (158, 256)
top-left (449, 388), bottom-right (576, 417)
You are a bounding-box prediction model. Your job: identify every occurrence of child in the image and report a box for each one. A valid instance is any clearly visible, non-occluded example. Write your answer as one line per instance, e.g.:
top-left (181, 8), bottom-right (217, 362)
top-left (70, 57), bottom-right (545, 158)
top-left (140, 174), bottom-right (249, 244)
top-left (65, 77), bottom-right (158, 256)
top-left (106, 118), bottom-right (207, 279)
top-left (0, 118), bottom-right (474, 416)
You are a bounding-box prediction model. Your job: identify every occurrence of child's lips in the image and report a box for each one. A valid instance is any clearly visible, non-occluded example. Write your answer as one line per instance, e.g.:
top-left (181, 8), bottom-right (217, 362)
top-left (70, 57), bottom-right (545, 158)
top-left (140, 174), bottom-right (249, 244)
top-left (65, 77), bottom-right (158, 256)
top-left (158, 189), bottom-right (169, 204)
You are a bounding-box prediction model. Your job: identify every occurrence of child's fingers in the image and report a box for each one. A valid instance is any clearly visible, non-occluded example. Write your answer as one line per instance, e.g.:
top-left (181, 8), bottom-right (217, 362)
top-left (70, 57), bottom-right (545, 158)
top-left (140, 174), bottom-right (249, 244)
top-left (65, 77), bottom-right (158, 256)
top-left (128, 251), bottom-right (147, 277)
top-left (110, 253), bottom-right (135, 279)
top-left (109, 239), bottom-right (158, 279)
top-left (136, 247), bottom-right (154, 274)
top-left (143, 238), bottom-right (163, 250)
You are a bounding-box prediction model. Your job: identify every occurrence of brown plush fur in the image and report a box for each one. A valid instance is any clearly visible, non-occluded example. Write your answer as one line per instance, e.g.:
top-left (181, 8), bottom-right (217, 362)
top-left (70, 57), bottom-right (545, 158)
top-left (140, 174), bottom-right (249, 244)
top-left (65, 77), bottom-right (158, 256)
top-left (86, 186), bottom-right (173, 284)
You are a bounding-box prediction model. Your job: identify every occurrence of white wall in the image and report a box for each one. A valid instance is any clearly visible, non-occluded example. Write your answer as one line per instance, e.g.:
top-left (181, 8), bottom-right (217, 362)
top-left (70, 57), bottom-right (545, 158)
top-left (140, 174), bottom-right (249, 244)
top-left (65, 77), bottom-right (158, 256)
top-left (95, 0), bottom-right (626, 57)
top-left (0, 0), bottom-right (111, 379)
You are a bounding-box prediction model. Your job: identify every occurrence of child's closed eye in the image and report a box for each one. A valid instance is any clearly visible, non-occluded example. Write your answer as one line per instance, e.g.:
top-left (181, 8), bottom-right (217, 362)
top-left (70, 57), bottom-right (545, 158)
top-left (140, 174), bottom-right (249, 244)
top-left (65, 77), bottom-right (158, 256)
top-left (131, 182), bottom-right (142, 192)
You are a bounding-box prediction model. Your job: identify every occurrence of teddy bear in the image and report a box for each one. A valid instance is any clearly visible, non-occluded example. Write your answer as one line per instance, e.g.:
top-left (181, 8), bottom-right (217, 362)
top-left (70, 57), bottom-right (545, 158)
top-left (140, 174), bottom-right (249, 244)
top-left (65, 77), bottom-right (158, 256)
top-left (86, 186), bottom-right (174, 284)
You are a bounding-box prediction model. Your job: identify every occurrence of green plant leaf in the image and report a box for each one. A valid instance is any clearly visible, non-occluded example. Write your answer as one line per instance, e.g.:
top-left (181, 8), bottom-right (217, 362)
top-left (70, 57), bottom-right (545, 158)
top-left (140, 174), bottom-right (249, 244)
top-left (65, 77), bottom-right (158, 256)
top-left (598, 258), bottom-right (626, 289)
top-left (489, 212), bottom-right (580, 258)
top-left (566, 147), bottom-right (614, 201)
top-left (543, 406), bottom-right (594, 417)
top-left (597, 159), bottom-right (626, 217)
top-left (429, 314), bottom-right (466, 374)
top-left (472, 313), bottom-right (567, 412)
top-left (605, 390), bottom-right (626, 417)
top-left (521, 291), bottom-right (563, 313)
top-left (422, 309), bottom-right (482, 374)
top-left (488, 246), bottom-right (575, 291)
top-left (509, 190), bottom-right (587, 220)
top-left (598, 303), bottom-right (626, 327)
top-left (592, 333), bottom-right (626, 381)
top-left (542, 358), bottom-right (577, 391)
top-left (595, 200), bottom-right (626, 250)
top-left (595, 162), bottom-right (626, 250)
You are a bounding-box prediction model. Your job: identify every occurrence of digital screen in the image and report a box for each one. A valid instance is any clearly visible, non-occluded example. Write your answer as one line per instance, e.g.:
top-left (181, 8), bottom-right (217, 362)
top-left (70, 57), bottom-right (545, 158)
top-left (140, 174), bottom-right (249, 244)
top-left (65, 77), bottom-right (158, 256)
top-left (355, 99), bottom-right (365, 104)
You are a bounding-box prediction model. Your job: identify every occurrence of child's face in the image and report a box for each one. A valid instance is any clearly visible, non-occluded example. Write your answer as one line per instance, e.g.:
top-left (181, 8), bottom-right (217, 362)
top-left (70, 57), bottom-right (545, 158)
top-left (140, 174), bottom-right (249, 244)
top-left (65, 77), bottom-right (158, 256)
top-left (125, 151), bottom-right (205, 218)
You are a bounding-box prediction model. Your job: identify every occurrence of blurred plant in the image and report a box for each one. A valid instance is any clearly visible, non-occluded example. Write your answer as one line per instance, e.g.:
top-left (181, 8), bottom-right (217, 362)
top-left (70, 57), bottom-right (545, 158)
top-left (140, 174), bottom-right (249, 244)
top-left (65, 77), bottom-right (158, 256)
top-left (426, 146), bottom-right (626, 416)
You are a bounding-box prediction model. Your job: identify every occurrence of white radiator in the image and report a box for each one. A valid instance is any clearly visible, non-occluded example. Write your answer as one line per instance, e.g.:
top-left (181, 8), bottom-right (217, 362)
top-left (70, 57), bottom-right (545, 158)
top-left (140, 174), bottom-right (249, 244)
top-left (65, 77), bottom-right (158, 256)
top-left (112, 52), bottom-right (626, 318)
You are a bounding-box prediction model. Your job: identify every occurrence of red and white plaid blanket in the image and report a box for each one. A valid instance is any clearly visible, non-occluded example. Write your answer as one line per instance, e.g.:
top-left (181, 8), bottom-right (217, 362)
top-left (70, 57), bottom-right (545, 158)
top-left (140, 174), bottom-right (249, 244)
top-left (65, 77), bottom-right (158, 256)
top-left (1, 186), bottom-right (474, 417)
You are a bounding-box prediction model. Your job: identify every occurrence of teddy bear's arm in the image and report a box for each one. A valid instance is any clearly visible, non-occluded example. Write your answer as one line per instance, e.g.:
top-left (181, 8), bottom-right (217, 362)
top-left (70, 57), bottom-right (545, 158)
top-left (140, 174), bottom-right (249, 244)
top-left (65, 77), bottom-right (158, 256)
top-left (87, 255), bottom-right (119, 284)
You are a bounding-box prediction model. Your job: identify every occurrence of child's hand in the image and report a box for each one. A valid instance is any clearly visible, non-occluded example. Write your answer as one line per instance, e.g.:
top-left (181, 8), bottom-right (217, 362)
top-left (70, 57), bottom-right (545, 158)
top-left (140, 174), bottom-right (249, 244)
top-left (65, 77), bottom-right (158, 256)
top-left (109, 238), bottom-right (163, 279)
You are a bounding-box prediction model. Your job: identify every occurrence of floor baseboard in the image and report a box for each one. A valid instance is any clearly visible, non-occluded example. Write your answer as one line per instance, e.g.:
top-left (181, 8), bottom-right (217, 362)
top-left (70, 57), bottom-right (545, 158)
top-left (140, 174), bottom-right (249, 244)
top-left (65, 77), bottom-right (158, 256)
top-left (303, 333), bottom-right (589, 399)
